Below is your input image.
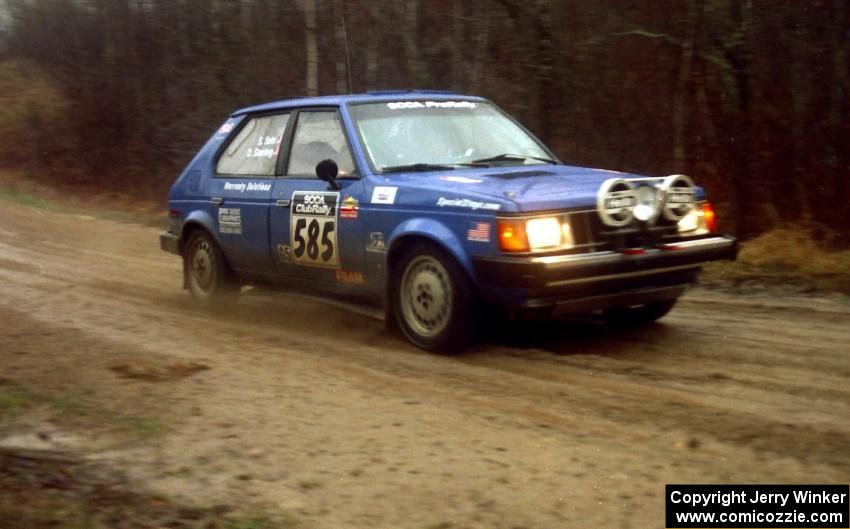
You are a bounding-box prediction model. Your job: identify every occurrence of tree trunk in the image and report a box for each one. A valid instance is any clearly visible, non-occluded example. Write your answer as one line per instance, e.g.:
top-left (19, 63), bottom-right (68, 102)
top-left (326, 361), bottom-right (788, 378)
top-left (533, 1), bottom-right (555, 144)
top-left (402, 0), bottom-right (427, 86)
top-left (730, 0), bottom-right (754, 237)
top-left (304, 0), bottom-right (318, 96)
top-left (332, 0), bottom-right (349, 94)
top-left (672, 0), bottom-right (698, 171)
top-left (365, 2), bottom-right (378, 89)
top-left (467, 0), bottom-right (491, 90)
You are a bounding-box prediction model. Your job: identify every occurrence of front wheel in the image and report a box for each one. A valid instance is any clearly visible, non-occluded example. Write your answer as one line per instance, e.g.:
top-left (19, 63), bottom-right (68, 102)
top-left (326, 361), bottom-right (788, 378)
top-left (392, 243), bottom-right (478, 353)
top-left (604, 298), bottom-right (678, 326)
top-left (184, 230), bottom-right (236, 304)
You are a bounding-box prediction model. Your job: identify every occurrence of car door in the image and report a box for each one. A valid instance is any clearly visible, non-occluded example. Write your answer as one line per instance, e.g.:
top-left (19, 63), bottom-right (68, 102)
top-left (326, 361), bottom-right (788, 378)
top-left (210, 112), bottom-right (290, 275)
top-left (269, 109), bottom-right (366, 287)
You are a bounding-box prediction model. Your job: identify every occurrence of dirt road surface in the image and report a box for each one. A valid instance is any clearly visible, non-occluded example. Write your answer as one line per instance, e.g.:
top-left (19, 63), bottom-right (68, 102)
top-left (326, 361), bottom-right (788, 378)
top-left (1, 196), bottom-right (848, 528)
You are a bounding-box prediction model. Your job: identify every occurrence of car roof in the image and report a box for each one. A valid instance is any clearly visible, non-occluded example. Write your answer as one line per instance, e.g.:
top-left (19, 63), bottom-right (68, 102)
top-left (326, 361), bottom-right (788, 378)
top-left (231, 91), bottom-right (489, 117)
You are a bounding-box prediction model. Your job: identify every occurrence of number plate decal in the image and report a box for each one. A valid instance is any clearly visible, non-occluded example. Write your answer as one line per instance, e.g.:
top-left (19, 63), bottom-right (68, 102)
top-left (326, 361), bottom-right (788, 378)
top-left (290, 191), bottom-right (340, 268)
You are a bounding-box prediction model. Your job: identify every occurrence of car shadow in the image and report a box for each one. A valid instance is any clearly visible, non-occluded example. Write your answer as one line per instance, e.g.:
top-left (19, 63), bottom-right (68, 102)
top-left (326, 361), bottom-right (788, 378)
top-left (477, 313), bottom-right (680, 358)
top-left (168, 286), bottom-right (682, 360)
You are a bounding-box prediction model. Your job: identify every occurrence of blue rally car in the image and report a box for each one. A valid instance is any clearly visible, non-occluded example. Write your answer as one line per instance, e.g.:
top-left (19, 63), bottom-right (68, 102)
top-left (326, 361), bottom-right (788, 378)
top-left (160, 91), bottom-right (737, 352)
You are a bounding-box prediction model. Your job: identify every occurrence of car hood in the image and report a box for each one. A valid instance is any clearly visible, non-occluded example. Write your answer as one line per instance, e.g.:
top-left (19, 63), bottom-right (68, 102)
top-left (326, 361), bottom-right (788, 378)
top-left (387, 164), bottom-right (664, 213)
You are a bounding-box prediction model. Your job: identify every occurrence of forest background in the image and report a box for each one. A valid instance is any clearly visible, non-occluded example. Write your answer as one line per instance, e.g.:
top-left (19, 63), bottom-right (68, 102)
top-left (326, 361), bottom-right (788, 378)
top-left (0, 0), bottom-right (847, 242)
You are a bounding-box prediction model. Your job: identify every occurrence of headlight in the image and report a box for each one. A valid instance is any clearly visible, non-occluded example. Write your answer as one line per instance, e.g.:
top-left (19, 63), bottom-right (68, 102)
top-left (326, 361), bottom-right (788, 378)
top-left (633, 185), bottom-right (660, 222)
top-left (677, 202), bottom-right (716, 234)
top-left (526, 217), bottom-right (562, 249)
top-left (498, 216), bottom-right (574, 252)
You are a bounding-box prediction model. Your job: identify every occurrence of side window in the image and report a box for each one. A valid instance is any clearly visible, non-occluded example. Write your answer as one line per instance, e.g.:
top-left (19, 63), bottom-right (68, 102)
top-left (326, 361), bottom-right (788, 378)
top-left (216, 113), bottom-right (290, 176)
top-left (286, 111), bottom-right (356, 177)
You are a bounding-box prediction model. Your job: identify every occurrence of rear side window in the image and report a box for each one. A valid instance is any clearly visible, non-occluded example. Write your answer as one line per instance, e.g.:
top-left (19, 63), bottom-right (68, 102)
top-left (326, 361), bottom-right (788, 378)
top-left (216, 113), bottom-right (290, 176)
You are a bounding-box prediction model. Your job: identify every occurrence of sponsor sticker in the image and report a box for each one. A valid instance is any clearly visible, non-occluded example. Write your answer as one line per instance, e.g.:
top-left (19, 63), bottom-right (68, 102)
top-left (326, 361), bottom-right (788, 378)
top-left (276, 244), bottom-right (292, 264)
top-left (335, 270), bottom-right (365, 285)
top-left (246, 134), bottom-right (282, 159)
top-left (467, 221), bottom-right (491, 242)
top-left (605, 196), bottom-right (635, 209)
top-left (366, 232), bottom-right (386, 253)
top-left (217, 121), bottom-right (235, 135)
top-left (340, 194), bottom-right (360, 219)
top-left (223, 181), bottom-right (271, 193)
top-left (371, 186), bottom-right (398, 205)
top-left (436, 197), bottom-right (501, 211)
top-left (218, 207), bottom-right (242, 234)
top-left (290, 191), bottom-right (340, 268)
top-left (386, 101), bottom-right (477, 110)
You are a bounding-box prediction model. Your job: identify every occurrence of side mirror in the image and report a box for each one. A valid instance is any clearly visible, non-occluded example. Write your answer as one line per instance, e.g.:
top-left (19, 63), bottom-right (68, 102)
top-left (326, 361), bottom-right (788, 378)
top-left (316, 159), bottom-right (340, 190)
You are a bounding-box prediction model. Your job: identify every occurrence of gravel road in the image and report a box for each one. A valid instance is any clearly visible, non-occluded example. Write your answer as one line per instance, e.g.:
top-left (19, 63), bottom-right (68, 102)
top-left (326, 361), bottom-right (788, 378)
top-left (1, 197), bottom-right (848, 528)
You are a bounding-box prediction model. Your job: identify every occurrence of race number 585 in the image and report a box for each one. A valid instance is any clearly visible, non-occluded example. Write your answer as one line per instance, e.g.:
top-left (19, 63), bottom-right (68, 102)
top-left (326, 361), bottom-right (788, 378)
top-left (293, 217), bottom-right (336, 265)
top-left (289, 190), bottom-right (340, 268)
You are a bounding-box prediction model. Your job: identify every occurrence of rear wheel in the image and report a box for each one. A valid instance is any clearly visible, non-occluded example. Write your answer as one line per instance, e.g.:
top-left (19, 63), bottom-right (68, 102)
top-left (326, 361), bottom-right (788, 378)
top-left (604, 298), bottom-right (677, 326)
top-left (184, 230), bottom-right (236, 304)
top-left (392, 243), bottom-right (478, 353)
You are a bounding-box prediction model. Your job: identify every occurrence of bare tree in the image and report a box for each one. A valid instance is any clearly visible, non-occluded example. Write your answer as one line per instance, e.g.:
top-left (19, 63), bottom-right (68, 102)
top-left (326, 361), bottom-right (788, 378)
top-left (305, 0), bottom-right (318, 96)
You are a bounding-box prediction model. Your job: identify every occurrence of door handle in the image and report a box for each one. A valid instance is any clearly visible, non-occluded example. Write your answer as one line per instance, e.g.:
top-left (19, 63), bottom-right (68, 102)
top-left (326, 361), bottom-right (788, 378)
top-left (275, 199), bottom-right (291, 208)
top-left (211, 197), bottom-right (224, 206)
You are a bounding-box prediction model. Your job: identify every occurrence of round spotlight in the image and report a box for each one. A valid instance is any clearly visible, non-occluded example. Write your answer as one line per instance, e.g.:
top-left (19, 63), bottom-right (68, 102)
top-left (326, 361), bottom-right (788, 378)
top-left (660, 174), bottom-right (696, 221)
top-left (597, 178), bottom-right (636, 227)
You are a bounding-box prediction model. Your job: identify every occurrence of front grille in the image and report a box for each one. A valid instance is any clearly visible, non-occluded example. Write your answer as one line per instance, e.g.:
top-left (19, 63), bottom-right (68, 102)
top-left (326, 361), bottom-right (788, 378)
top-left (567, 210), bottom-right (679, 252)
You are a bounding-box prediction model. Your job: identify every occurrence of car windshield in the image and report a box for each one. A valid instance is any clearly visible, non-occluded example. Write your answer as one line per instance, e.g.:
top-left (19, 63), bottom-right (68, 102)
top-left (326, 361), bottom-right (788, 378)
top-left (348, 101), bottom-right (554, 173)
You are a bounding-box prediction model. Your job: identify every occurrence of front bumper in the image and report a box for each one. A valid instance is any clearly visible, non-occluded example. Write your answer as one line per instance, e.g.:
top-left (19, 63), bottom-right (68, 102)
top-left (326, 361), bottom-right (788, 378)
top-left (160, 231), bottom-right (180, 255)
top-left (472, 235), bottom-right (737, 312)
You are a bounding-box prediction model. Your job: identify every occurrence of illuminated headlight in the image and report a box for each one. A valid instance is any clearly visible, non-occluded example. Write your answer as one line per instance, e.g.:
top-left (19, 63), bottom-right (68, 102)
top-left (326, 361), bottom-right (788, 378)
top-left (498, 216), bottom-right (574, 252)
top-left (633, 185), bottom-right (660, 222)
top-left (526, 217), bottom-right (562, 249)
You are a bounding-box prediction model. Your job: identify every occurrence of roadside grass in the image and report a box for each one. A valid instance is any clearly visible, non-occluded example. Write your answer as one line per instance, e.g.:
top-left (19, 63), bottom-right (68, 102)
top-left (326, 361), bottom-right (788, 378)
top-left (0, 495), bottom-right (300, 529)
top-left (0, 384), bottom-right (30, 415)
top-left (0, 172), bottom-right (164, 226)
top-left (702, 227), bottom-right (850, 294)
top-left (0, 447), bottom-right (300, 529)
top-left (0, 184), bottom-right (62, 211)
top-left (0, 491), bottom-right (100, 529)
top-left (0, 378), bottom-right (165, 441)
top-left (0, 501), bottom-right (299, 529)
top-left (1, 383), bottom-right (298, 528)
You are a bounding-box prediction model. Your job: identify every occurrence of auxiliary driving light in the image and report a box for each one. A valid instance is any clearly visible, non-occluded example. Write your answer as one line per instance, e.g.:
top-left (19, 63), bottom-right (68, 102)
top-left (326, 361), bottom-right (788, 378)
top-left (633, 185), bottom-right (660, 222)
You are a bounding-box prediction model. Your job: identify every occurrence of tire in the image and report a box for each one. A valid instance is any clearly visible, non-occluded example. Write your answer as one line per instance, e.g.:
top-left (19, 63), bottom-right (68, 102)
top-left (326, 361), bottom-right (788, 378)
top-left (391, 243), bottom-right (478, 353)
top-left (184, 230), bottom-right (236, 305)
top-left (604, 298), bottom-right (678, 326)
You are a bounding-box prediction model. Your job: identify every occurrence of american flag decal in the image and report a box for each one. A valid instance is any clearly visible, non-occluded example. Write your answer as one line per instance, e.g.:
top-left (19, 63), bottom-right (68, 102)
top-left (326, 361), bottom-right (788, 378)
top-left (467, 221), bottom-right (491, 242)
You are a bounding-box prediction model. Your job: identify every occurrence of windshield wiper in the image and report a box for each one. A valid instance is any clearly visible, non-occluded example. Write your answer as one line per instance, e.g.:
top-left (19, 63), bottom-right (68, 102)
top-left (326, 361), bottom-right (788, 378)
top-left (468, 153), bottom-right (558, 166)
top-left (380, 163), bottom-right (458, 173)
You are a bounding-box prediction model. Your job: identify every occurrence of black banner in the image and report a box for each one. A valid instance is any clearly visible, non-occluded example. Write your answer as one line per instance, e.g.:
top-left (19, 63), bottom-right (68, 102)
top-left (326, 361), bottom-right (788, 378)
top-left (666, 485), bottom-right (849, 528)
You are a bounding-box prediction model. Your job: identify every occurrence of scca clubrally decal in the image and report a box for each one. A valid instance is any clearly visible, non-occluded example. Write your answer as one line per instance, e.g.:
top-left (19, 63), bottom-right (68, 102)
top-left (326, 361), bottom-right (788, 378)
top-left (290, 191), bottom-right (340, 268)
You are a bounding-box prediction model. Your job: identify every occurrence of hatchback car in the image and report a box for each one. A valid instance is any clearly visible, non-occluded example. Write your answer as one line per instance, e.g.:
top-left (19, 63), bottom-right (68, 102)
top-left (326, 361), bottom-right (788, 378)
top-left (160, 91), bottom-right (736, 351)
